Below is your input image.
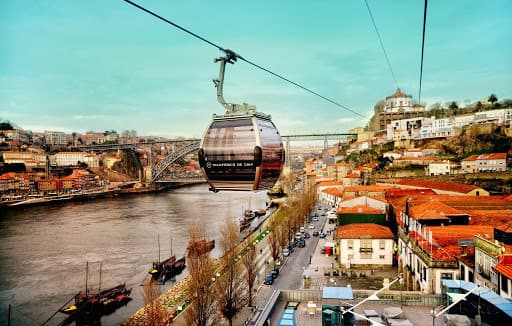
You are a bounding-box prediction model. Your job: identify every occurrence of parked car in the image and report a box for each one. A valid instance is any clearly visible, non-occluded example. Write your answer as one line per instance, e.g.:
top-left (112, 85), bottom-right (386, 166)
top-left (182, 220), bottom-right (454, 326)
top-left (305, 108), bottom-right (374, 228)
top-left (321, 213), bottom-right (326, 217)
top-left (298, 239), bottom-right (306, 248)
top-left (319, 232), bottom-right (326, 238)
top-left (300, 226), bottom-right (305, 233)
top-left (264, 274), bottom-right (274, 285)
top-left (304, 232), bottom-right (311, 239)
top-left (320, 246), bottom-right (326, 254)
top-left (295, 232), bottom-right (303, 241)
top-left (313, 216), bottom-right (319, 221)
top-left (283, 248), bottom-right (290, 257)
top-left (313, 231), bottom-right (319, 237)
top-left (270, 268), bottom-right (279, 279)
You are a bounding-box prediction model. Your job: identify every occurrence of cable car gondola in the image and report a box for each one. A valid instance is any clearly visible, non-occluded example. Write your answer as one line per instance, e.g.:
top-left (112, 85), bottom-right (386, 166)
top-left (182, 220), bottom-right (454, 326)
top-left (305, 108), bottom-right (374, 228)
top-left (198, 51), bottom-right (285, 192)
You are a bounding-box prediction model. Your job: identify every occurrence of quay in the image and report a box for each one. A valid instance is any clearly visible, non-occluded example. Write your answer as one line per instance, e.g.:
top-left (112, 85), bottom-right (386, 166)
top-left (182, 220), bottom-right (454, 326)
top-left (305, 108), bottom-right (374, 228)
top-left (1, 180), bottom-right (206, 208)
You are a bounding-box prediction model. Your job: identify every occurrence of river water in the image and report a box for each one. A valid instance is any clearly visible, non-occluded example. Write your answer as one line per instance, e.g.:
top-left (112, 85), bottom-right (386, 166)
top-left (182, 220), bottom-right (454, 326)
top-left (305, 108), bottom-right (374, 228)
top-left (0, 184), bottom-right (269, 325)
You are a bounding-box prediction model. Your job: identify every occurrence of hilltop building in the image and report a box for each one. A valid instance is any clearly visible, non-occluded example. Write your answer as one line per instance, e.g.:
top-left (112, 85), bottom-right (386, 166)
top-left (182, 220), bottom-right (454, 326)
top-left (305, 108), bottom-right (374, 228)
top-left (370, 88), bottom-right (425, 131)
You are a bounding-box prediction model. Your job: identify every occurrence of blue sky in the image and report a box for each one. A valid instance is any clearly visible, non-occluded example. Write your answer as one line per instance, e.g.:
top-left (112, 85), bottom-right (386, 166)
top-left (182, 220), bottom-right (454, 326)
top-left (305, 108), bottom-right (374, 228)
top-left (1, 0), bottom-right (511, 138)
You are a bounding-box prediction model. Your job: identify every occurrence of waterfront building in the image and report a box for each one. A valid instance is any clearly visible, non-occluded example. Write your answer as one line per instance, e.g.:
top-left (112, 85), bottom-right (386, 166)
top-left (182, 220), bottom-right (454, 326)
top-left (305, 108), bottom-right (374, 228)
top-left (335, 223), bottom-right (394, 269)
top-left (2, 151), bottom-right (47, 171)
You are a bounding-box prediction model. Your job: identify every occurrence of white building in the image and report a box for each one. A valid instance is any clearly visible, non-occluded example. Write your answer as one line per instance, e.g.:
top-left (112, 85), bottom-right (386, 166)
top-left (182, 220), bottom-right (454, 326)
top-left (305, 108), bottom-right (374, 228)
top-left (428, 160), bottom-right (459, 176)
top-left (44, 130), bottom-right (69, 146)
top-left (53, 152), bottom-right (100, 168)
top-left (386, 117), bottom-right (425, 141)
top-left (336, 223), bottom-right (394, 268)
top-left (419, 117), bottom-right (454, 139)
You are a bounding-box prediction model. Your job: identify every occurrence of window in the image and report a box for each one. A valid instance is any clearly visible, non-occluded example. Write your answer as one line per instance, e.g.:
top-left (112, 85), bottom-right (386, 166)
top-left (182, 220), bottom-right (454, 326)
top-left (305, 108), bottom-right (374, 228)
top-left (360, 238), bottom-right (372, 253)
top-left (379, 240), bottom-right (385, 250)
top-left (348, 240), bottom-right (353, 249)
top-left (379, 255), bottom-right (385, 260)
top-left (502, 274), bottom-right (509, 293)
top-left (441, 273), bottom-right (453, 280)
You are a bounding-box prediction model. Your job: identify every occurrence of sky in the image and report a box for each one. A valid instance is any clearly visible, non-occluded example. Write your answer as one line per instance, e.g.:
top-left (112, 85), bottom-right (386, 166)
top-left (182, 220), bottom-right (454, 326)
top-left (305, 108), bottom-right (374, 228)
top-left (1, 0), bottom-right (511, 138)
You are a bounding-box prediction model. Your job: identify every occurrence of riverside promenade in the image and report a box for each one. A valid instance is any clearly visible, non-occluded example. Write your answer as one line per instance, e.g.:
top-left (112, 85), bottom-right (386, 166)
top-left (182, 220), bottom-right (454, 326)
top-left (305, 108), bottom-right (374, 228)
top-left (124, 208), bottom-right (278, 325)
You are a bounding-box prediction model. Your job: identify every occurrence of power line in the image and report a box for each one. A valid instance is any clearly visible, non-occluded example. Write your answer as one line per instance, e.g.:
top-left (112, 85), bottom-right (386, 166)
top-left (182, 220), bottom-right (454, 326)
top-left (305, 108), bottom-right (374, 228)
top-left (363, 0), bottom-right (399, 89)
top-left (418, 0), bottom-right (428, 104)
top-left (122, 0), bottom-right (366, 118)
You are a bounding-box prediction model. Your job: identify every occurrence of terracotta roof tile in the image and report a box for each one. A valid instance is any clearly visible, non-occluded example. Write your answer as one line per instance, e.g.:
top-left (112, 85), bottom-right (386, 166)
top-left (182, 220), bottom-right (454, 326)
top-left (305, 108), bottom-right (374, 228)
top-left (338, 205), bottom-right (384, 214)
top-left (410, 200), bottom-right (467, 220)
top-left (391, 179), bottom-right (482, 194)
top-left (336, 223), bottom-right (393, 239)
top-left (317, 181), bottom-right (342, 187)
top-left (322, 187), bottom-right (344, 198)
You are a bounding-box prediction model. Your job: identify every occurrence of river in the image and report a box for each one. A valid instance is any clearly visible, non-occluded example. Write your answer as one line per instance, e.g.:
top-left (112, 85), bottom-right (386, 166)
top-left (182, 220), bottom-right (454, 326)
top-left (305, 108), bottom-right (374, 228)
top-left (0, 184), bottom-right (269, 325)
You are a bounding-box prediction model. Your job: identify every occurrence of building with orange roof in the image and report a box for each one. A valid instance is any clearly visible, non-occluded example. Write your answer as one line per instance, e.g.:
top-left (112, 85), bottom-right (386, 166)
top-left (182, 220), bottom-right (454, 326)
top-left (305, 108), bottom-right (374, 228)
top-left (335, 223), bottom-right (394, 268)
top-left (321, 187), bottom-right (344, 208)
top-left (337, 196), bottom-right (387, 226)
top-left (397, 224), bottom-right (493, 294)
top-left (493, 255), bottom-right (512, 299)
top-left (461, 153), bottom-right (508, 173)
top-left (461, 154), bottom-right (479, 173)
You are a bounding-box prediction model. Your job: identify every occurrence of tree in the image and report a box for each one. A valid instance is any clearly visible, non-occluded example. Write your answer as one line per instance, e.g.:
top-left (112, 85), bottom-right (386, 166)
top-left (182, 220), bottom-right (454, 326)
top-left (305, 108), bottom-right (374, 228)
top-left (185, 221), bottom-right (218, 326)
top-left (215, 216), bottom-right (245, 326)
top-left (448, 101), bottom-right (458, 110)
top-left (0, 121), bottom-right (14, 130)
top-left (268, 219), bottom-right (281, 268)
top-left (488, 94), bottom-right (498, 106)
top-left (142, 279), bottom-right (167, 325)
top-left (242, 245), bottom-right (257, 307)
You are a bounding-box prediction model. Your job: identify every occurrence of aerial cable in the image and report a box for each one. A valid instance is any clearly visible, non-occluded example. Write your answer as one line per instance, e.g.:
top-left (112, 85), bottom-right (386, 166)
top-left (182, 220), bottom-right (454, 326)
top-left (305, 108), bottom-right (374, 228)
top-left (418, 0), bottom-right (428, 104)
top-left (122, 0), bottom-right (366, 118)
top-left (363, 0), bottom-right (399, 89)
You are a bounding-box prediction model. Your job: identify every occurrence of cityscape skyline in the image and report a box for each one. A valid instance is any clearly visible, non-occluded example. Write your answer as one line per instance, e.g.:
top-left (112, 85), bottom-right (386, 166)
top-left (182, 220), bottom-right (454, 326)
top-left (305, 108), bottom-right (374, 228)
top-left (1, 0), bottom-right (511, 137)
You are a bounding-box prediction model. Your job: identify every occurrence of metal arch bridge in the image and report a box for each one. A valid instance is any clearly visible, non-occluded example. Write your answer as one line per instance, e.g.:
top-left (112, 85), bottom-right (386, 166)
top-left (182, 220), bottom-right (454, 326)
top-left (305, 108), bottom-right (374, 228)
top-left (73, 133), bottom-right (356, 183)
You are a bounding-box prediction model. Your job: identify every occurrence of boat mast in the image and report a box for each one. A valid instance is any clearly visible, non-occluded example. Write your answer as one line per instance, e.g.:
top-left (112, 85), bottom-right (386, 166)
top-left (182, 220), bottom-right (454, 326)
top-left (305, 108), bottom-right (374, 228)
top-left (158, 234), bottom-right (161, 265)
top-left (85, 261), bottom-right (88, 296)
top-left (98, 262), bottom-right (102, 294)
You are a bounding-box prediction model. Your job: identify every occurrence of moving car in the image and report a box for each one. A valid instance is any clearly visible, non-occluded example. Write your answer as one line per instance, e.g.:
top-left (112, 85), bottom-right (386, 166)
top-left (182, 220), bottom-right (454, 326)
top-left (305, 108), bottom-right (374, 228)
top-left (297, 239), bottom-right (306, 248)
top-left (313, 231), bottom-right (319, 237)
top-left (304, 232), bottom-right (311, 239)
top-left (319, 232), bottom-right (326, 238)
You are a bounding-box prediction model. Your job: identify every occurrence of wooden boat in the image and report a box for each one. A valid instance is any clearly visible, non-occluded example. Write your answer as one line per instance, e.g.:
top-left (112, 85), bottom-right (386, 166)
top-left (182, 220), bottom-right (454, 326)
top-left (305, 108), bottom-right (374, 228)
top-left (60, 262), bottom-right (132, 316)
top-left (150, 236), bottom-right (186, 282)
top-left (187, 239), bottom-right (215, 257)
